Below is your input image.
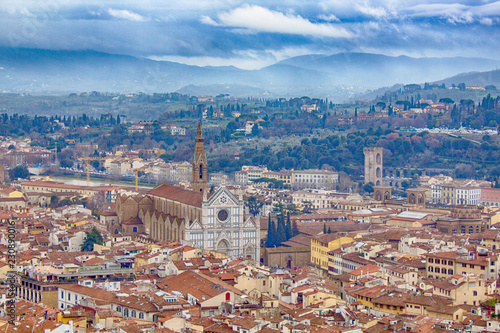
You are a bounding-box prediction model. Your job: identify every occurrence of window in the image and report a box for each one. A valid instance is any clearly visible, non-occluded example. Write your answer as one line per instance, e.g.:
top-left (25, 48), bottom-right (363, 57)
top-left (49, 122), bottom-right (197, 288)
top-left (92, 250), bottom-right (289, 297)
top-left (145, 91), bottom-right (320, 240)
top-left (68, 293), bottom-right (71, 301)
top-left (449, 261), bottom-right (453, 266)
top-left (462, 263), bottom-right (466, 268)
top-left (61, 291), bottom-right (64, 298)
top-left (139, 313), bottom-right (144, 319)
top-left (435, 267), bottom-right (440, 273)
top-left (435, 259), bottom-right (440, 264)
top-left (428, 258), bottom-right (434, 263)
top-left (473, 291), bottom-right (478, 296)
top-left (133, 227), bottom-right (138, 232)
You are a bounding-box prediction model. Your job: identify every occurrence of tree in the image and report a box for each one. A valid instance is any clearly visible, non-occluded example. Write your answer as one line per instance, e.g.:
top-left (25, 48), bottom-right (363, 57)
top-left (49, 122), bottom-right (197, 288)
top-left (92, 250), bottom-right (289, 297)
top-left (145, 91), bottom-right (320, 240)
top-left (286, 203), bottom-right (300, 215)
top-left (266, 213), bottom-right (275, 248)
top-left (439, 97), bottom-right (454, 104)
top-left (276, 216), bottom-right (286, 245)
top-left (81, 227), bottom-right (104, 252)
top-left (285, 213), bottom-right (292, 241)
top-left (60, 159), bottom-right (74, 168)
top-left (251, 123), bottom-right (260, 136)
top-left (323, 223), bottom-right (327, 234)
top-left (9, 166), bottom-right (30, 180)
top-left (328, 227), bottom-right (332, 234)
top-left (291, 219), bottom-right (300, 237)
top-left (49, 195), bottom-right (59, 208)
top-left (302, 200), bottom-right (315, 214)
top-left (362, 183), bottom-right (374, 194)
top-left (245, 196), bottom-right (264, 217)
top-left (272, 201), bottom-right (285, 220)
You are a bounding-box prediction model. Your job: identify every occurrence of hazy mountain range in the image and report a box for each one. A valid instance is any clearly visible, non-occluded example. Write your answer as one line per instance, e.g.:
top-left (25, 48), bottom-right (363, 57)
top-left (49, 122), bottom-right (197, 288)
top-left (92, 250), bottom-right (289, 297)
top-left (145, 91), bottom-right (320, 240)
top-left (1, 47), bottom-right (499, 101)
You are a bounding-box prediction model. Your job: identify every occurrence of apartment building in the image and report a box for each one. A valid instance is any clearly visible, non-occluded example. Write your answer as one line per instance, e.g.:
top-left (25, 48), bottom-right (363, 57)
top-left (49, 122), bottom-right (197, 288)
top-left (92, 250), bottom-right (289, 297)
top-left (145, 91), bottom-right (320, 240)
top-left (291, 169), bottom-right (339, 190)
top-left (425, 249), bottom-right (500, 280)
top-left (482, 187), bottom-right (500, 207)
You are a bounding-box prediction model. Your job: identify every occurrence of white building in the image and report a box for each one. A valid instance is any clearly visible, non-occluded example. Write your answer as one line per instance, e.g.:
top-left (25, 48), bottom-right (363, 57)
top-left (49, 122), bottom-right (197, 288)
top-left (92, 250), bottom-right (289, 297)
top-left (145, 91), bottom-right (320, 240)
top-left (291, 169), bottom-right (339, 190)
top-left (292, 189), bottom-right (337, 209)
top-left (161, 124), bottom-right (186, 135)
top-left (185, 186), bottom-right (260, 259)
top-left (242, 166), bottom-right (268, 181)
top-left (235, 171), bottom-right (249, 185)
top-left (456, 186), bottom-right (481, 205)
top-left (430, 184), bottom-right (443, 204)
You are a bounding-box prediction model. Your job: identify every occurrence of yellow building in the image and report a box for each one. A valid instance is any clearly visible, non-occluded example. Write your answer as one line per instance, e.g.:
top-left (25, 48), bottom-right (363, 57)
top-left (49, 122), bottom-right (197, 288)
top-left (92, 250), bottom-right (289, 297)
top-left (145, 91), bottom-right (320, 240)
top-left (56, 310), bottom-right (88, 328)
top-left (65, 219), bottom-right (91, 229)
top-left (311, 234), bottom-right (354, 271)
top-left (303, 290), bottom-right (339, 308)
top-left (425, 251), bottom-right (500, 281)
top-left (426, 306), bottom-right (464, 321)
top-left (442, 184), bottom-right (456, 204)
top-left (262, 171), bottom-right (291, 185)
top-left (0, 188), bottom-right (24, 198)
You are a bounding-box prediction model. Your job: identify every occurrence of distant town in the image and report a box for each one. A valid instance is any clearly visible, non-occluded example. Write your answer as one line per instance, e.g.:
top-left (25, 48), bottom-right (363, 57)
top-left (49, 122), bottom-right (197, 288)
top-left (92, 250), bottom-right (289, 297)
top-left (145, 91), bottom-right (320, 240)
top-left (0, 86), bottom-right (500, 333)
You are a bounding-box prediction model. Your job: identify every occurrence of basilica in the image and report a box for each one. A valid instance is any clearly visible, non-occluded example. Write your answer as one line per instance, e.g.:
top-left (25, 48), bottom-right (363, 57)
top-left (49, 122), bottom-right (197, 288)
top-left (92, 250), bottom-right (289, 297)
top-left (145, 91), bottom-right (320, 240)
top-left (114, 121), bottom-right (260, 259)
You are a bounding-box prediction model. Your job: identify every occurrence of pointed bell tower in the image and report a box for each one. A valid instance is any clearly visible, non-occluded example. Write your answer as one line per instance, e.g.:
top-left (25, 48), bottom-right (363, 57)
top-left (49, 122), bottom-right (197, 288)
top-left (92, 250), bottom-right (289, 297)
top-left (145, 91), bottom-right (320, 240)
top-left (192, 120), bottom-right (208, 193)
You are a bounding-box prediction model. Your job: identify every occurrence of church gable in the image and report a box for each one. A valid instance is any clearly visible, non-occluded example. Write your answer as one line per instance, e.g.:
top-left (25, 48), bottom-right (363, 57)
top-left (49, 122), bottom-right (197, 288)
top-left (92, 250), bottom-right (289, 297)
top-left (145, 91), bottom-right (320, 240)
top-left (189, 219), bottom-right (202, 230)
top-left (215, 230), bottom-right (231, 243)
top-left (242, 217), bottom-right (256, 229)
top-left (206, 186), bottom-right (239, 207)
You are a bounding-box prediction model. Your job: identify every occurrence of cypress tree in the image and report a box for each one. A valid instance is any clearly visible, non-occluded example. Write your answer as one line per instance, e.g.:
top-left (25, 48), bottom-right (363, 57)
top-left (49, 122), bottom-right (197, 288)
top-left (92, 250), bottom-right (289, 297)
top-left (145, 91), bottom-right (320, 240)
top-left (276, 215), bottom-right (286, 246)
top-left (323, 223), bottom-right (327, 234)
top-left (285, 212), bottom-right (292, 241)
top-left (266, 213), bottom-right (275, 248)
top-left (328, 227), bottom-right (332, 234)
top-left (270, 220), bottom-right (277, 247)
top-left (292, 219), bottom-right (300, 237)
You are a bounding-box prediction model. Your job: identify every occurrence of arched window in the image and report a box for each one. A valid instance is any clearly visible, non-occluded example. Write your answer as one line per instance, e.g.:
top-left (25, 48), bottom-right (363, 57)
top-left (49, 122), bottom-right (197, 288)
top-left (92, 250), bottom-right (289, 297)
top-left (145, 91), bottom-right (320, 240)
top-left (133, 227), bottom-right (138, 232)
top-left (199, 164), bottom-right (203, 179)
top-left (226, 292), bottom-right (230, 301)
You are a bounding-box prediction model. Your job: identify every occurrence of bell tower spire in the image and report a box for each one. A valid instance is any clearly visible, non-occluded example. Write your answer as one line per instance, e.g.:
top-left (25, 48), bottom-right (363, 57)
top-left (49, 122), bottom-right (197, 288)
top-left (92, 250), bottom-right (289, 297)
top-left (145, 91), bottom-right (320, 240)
top-left (192, 120), bottom-right (208, 193)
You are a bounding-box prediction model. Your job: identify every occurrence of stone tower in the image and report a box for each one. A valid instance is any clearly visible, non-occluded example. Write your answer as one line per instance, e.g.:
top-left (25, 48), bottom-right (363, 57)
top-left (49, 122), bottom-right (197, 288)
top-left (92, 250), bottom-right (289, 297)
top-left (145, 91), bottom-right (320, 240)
top-left (364, 147), bottom-right (383, 186)
top-left (192, 120), bottom-right (208, 193)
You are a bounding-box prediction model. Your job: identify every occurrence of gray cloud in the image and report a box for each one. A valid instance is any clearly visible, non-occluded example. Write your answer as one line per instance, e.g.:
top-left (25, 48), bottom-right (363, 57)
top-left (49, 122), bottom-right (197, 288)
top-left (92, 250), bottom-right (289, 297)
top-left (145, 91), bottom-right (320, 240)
top-left (0, 0), bottom-right (499, 69)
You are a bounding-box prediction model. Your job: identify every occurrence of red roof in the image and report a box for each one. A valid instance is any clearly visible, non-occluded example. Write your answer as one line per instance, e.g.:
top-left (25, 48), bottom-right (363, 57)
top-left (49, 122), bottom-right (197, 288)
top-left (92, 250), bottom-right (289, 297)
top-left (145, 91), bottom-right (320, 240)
top-left (350, 264), bottom-right (381, 276)
top-left (148, 182), bottom-right (203, 207)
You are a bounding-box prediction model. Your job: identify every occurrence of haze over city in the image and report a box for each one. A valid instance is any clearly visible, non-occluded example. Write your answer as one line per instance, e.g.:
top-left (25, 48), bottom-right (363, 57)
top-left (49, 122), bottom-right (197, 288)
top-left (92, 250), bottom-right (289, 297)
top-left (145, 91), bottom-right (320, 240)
top-left (1, 0), bottom-right (500, 69)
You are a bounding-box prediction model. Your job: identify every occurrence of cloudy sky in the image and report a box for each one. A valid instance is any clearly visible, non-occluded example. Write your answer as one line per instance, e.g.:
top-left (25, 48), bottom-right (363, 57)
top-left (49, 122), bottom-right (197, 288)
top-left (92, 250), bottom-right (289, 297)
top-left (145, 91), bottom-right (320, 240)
top-left (0, 0), bottom-right (499, 69)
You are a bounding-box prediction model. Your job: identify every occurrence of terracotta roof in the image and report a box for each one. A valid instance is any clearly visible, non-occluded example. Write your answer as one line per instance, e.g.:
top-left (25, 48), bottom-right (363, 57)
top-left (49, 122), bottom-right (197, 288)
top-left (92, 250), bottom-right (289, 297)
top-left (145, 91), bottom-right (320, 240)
top-left (350, 264), bottom-right (381, 276)
top-left (148, 182), bottom-right (203, 207)
top-left (122, 216), bottom-right (143, 225)
top-left (425, 252), bottom-right (462, 260)
top-left (159, 271), bottom-right (243, 301)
